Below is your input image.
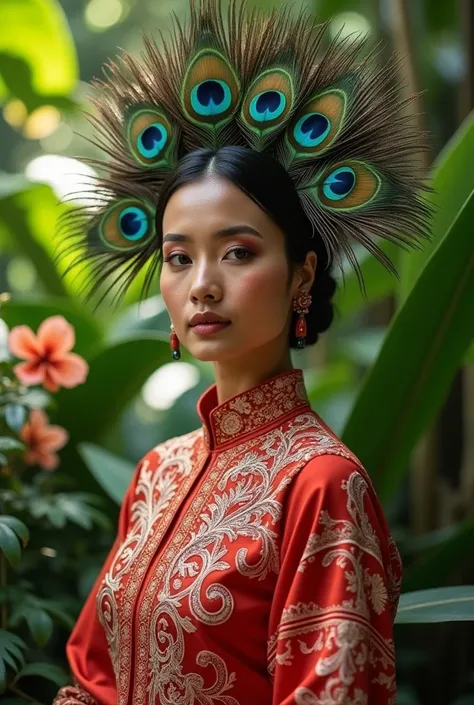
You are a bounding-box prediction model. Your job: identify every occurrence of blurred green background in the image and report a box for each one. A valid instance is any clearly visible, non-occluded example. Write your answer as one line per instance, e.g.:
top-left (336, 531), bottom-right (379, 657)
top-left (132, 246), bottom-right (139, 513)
top-left (0, 0), bottom-right (473, 703)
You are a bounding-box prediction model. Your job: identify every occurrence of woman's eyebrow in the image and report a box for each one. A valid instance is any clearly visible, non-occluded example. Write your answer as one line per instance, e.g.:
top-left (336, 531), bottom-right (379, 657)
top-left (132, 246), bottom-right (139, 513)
top-left (162, 225), bottom-right (263, 244)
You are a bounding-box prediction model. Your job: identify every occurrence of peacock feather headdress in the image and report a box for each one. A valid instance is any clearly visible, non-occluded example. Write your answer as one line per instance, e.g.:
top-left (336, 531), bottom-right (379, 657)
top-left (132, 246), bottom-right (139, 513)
top-left (57, 0), bottom-right (432, 305)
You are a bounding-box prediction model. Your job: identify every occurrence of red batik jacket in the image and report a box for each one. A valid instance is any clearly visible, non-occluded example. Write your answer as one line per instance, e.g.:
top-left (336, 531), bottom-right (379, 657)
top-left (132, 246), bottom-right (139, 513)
top-left (53, 368), bottom-right (402, 705)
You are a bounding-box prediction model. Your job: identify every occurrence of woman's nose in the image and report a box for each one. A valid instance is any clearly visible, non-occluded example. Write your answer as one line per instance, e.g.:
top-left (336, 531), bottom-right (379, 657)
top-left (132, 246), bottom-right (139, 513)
top-left (188, 264), bottom-right (223, 303)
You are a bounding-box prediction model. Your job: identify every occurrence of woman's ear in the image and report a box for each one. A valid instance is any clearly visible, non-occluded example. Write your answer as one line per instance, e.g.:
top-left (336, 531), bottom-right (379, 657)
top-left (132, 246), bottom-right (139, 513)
top-left (293, 251), bottom-right (317, 298)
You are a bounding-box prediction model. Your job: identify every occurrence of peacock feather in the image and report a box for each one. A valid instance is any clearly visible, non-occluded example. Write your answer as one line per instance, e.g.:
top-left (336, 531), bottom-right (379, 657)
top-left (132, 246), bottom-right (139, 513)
top-left (56, 0), bottom-right (431, 304)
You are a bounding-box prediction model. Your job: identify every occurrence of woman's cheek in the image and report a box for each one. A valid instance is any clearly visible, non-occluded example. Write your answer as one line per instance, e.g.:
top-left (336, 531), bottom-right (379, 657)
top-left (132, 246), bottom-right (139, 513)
top-left (159, 273), bottom-right (181, 322)
top-left (236, 263), bottom-right (287, 307)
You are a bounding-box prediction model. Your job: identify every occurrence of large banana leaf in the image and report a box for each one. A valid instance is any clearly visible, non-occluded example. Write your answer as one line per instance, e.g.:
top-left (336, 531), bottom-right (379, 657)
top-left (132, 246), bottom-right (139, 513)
top-left (0, 0), bottom-right (77, 111)
top-left (335, 112), bottom-right (474, 320)
top-left (395, 586), bottom-right (474, 624)
top-left (398, 112), bottom-right (474, 302)
top-left (342, 190), bottom-right (474, 503)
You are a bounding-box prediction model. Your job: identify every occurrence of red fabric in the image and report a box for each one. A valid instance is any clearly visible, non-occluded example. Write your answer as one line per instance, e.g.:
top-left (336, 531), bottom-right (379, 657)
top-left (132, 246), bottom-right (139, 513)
top-left (53, 462), bottom-right (143, 705)
top-left (53, 369), bottom-right (401, 705)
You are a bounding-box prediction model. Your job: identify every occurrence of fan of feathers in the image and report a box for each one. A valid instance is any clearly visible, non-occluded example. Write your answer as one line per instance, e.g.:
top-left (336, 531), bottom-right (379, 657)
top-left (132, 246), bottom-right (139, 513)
top-left (56, 0), bottom-right (432, 305)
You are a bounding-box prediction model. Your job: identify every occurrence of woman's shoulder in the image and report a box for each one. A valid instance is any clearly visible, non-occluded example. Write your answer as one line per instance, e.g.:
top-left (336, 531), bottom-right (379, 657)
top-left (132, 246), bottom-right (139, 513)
top-left (284, 412), bottom-right (389, 534)
top-left (295, 409), bottom-right (371, 490)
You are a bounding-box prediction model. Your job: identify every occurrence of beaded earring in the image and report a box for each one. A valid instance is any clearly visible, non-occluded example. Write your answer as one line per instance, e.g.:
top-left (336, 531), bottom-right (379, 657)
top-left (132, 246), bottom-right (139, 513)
top-left (170, 323), bottom-right (181, 360)
top-left (293, 291), bottom-right (312, 349)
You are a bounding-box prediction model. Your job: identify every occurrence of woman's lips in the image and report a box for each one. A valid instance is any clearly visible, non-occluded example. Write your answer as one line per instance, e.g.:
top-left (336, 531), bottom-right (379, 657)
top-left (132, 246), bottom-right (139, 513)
top-left (191, 322), bottom-right (231, 335)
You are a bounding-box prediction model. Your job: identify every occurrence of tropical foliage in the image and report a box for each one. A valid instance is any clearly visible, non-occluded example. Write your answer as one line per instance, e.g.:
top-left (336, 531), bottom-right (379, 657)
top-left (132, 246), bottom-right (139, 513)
top-left (0, 0), bottom-right (472, 703)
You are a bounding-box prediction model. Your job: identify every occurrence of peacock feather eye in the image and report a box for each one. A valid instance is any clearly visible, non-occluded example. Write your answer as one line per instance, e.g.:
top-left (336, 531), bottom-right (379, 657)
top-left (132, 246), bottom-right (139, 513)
top-left (249, 89), bottom-right (286, 123)
top-left (98, 200), bottom-right (155, 250)
top-left (181, 48), bottom-right (240, 128)
top-left (323, 166), bottom-right (356, 201)
top-left (126, 108), bottom-right (177, 169)
top-left (240, 67), bottom-right (295, 148)
top-left (286, 89), bottom-right (347, 158)
top-left (316, 162), bottom-right (381, 210)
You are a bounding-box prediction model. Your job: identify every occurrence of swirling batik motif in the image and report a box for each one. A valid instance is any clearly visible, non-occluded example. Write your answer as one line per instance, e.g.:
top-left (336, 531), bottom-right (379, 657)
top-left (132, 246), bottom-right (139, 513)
top-left (267, 471), bottom-right (400, 705)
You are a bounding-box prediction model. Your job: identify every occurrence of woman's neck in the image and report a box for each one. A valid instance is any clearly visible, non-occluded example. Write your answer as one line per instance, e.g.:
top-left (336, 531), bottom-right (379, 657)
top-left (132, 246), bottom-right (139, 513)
top-left (213, 350), bottom-right (294, 405)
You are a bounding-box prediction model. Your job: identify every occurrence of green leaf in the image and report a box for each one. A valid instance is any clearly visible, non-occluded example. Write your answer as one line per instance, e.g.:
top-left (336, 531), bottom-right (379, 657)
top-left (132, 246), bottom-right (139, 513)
top-left (396, 586), bottom-right (474, 624)
top-left (0, 629), bottom-right (26, 692)
top-left (55, 496), bottom-right (92, 530)
top-left (466, 339), bottom-right (474, 363)
top-left (0, 524), bottom-right (21, 566)
top-left (334, 245), bottom-right (400, 319)
top-left (4, 405), bottom-right (27, 433)
top-left (342, 190), bottom-right (474, 503)
top-left (0, 179), bottom-right (69, 297)
top-left (0, 178), bottom-right (93, 300)
top-left (35, 598), bottom-right (74, 630)
top-left (15, 661), bottom-right (68, 687)
top-left (425, 0), bottom-right (458, 35)
top-left (57, 334), bottom-right (173, 444)
top-left (0, 0), bottom-right (78, 110)
top-left (82, 506), bottom-right (113, 532)
top-left (78, 443), bottom-right (135, 505)
top-left (24, 607), bottom-right (53, 647)
top-left (0, 516), bottom-right (29, 547)
top-left (1, 297), bottom-right (103, 359)
top-left (17, 388), bottom-right (51, 410)
top-left (398, 112), bottom-right (474, 303)
top-left (0, 438), bottom-right (26, 452)
top-left (46, 507), bottom-right (67, 529)
top-left (313, 0), bottom-right (375, 24)
top-left (402, 519), bottom-right (474, 592)
top-left (9, 604), bottom-right (53, 646)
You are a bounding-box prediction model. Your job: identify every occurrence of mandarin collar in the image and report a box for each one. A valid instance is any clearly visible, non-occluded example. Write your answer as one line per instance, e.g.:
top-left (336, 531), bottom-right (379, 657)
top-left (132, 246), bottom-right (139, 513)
top-left (197, 368), bottom-right (311, 451)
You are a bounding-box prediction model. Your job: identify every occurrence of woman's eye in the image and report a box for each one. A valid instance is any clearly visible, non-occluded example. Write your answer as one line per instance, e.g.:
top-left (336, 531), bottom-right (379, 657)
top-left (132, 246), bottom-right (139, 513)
top-left (164, 253), bottom-right (191, 266)
top-left (225, 247), bottom-right (252, 260)
top-left (164, 247), bottom-right (252, 267)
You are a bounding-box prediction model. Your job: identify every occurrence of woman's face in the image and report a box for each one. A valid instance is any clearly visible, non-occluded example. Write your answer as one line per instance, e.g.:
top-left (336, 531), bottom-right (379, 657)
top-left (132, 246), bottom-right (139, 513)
top-left (160, 175), bottom-right (311, 365)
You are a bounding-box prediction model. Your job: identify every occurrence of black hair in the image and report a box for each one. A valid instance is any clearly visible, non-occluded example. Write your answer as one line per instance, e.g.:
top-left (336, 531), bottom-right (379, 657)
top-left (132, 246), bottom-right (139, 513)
top-left (155, 145), bottom-right (337, 348)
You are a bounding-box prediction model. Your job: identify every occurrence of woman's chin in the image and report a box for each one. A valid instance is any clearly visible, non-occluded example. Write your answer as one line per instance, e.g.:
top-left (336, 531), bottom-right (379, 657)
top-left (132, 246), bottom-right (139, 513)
top-left (188, 339), bottom-right (243, 363)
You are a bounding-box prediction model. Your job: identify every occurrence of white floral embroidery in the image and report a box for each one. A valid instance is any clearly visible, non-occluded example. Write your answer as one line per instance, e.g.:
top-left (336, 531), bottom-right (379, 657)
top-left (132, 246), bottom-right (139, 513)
top-left (96, 429), bottom-right (206, 703)
top-left (268, 471), bottom-right (397, 704)
top-left (142, 418), bottom-right (322, 705)
top-left (91, 370), bottom-right (396, 705)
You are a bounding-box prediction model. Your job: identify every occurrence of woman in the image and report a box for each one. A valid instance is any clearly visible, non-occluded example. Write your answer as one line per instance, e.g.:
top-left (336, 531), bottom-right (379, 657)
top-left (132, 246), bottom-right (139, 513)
top-left (53, 1), bottom-right (430, 703)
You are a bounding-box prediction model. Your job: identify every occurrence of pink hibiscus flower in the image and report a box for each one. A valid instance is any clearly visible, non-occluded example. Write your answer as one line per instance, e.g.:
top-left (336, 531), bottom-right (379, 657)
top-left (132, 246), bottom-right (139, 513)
top-left (8, 315), bottom-right (89, 393)
top-left (20, 409), bottom-right (69, 471)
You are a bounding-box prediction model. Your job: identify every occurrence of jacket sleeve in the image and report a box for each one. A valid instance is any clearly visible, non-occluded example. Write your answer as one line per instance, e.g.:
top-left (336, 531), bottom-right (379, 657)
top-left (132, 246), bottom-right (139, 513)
top-left (267, 454), bottom-right (403, 705)
top-left (52, 459), bottom-right (144, 705)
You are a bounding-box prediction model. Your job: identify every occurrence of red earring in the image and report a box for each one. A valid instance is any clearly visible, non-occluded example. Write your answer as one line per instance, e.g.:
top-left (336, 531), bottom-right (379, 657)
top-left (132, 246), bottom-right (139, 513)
top-left (293, 291), bottom-right (312, 349)
top-left (170, 323), bottom-right (181, 360)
